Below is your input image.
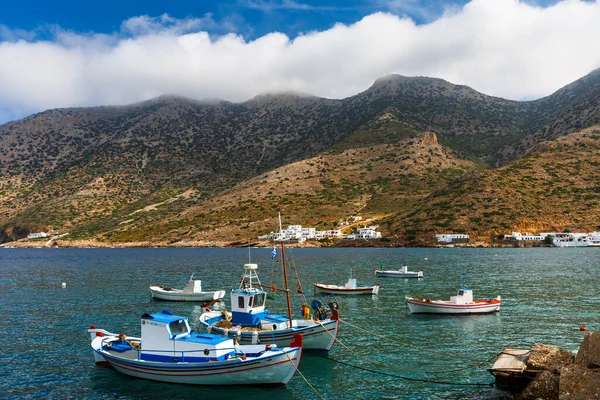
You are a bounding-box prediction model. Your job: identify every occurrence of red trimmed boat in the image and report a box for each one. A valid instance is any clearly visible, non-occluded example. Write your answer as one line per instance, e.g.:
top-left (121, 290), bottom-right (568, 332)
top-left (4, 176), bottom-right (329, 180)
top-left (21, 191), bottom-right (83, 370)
top-left (406, 287), bottom-right (500, 314)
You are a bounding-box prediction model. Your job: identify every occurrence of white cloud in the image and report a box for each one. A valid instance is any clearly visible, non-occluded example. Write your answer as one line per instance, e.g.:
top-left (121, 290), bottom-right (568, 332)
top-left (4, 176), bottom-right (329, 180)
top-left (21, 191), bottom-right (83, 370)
top-left (1, 0), bottom-right (600, 123)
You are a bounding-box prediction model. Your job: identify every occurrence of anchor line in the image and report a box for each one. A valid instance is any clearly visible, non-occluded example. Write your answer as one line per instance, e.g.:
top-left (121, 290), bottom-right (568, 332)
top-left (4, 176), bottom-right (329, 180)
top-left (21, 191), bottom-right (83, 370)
top-left (282, 349), bottom-right (325, 400)
top-left (317, 356), bottom-right (494, 387)
top-left (318, 320), bottom-right (494, 377)
top-left (339, 318), bottom-right (493, 364)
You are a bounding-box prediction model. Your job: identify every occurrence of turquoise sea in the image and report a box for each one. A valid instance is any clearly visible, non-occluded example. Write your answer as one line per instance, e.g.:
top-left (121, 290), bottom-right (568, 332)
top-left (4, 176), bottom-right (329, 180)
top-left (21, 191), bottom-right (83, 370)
top-left (1, 247), bottom-right (598, 399)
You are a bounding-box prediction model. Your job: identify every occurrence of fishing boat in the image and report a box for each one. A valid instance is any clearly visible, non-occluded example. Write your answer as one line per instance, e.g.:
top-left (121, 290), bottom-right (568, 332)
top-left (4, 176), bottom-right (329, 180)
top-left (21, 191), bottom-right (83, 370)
top-left (88, 310), bottom-right (302, 386)
top-left (374, 263), bottom-right (424, 278)
top-left (199, 214), bottom-right (340, 351)
top-left (150, 274), bottom-right (226, 301)
top-left (314, 276), bottom-right (380, 295)
top-left (199, 262), bottom-right (340, 351)
top-left (406, 286), bottom-right (501, 314)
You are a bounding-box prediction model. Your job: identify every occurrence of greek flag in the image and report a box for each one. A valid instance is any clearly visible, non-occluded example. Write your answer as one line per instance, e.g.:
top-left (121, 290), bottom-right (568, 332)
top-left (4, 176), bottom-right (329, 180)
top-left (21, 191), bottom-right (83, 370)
top-left (271, 246), bottom-right (277, 260)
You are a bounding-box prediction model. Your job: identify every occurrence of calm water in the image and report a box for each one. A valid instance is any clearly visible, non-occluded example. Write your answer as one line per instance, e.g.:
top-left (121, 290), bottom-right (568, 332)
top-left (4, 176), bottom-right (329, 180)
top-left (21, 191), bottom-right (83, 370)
top-left (1, 247), bottom-right (598, 399)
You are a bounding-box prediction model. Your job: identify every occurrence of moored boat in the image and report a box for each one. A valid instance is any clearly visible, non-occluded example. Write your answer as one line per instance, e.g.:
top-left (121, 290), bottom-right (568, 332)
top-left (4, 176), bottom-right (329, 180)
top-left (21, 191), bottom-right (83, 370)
top-left (374, 263), bottom-right (423, 278)
top-left (314, 276), bottom-right (380, 295)
top-left (199, 262), bottom-right (340, 351)
top-left (88, 310), bottom-right (302, 386)
top-left (150, 274), bottom-right (226, 301)
top-left (406, 287), bottom-right (500, 314)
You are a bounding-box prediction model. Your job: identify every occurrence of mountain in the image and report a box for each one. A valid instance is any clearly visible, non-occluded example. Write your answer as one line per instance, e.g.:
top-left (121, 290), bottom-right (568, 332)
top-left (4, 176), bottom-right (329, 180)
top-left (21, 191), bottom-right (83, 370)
top-left (1, 69), bottom-right (600, 244)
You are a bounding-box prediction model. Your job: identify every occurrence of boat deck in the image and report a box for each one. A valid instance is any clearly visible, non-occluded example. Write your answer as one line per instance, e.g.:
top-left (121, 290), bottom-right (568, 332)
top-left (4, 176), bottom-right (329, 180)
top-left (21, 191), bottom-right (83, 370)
top-left (105, 347), bottom-right (140, 360)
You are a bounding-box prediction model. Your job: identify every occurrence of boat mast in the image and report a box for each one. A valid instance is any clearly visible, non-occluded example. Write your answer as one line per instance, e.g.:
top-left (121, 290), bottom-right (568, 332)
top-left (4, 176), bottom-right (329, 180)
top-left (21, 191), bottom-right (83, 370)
top-left (278, 213), bottom-right (293, 327)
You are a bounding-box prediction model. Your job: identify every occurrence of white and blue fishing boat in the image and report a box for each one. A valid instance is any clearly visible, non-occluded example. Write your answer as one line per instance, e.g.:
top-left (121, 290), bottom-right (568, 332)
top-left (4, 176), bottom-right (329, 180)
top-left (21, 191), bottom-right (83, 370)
top-left (199, 261), bottom-right (340, 351)
top-left (88, 310), bottom-right (302, 386)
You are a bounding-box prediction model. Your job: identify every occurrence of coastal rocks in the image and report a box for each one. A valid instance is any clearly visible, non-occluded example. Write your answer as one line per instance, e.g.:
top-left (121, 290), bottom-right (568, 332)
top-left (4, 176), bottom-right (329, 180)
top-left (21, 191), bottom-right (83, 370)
top-left (527, 344), bottom-right (573, 371)
top-left (575, 331), bottom-right (600, 369)
top-left (508, 333), bottom-right (600, 400)
top-left (558, 365), bottom-right (600, 399)
top-left (0, 226), bottom-right (30, 244)
top-left (517, 370), bottom-right (559, 400)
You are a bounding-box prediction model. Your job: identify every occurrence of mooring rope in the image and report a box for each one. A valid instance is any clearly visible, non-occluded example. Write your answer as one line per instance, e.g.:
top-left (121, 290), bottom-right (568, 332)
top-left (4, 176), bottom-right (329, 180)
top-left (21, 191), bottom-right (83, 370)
top-left (282, 348), bottom-right (325, 400)
top-left (317, 320), bottom-right (496, 381)
top-left (339, 318), bottom-right (493, 364)
top-left (318, 355), bottom-right (494, 387)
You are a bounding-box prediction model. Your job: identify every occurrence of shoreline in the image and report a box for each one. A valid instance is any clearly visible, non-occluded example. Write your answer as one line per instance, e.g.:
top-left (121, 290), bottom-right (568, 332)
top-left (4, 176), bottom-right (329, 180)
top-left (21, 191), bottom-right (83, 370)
top-left (0, 238), bottom-right (530, 249)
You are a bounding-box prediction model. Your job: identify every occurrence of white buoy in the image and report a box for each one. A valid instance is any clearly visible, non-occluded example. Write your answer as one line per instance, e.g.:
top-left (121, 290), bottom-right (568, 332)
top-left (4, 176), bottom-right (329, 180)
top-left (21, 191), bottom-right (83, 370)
top-left (62, 282), bottom-right (66, 289)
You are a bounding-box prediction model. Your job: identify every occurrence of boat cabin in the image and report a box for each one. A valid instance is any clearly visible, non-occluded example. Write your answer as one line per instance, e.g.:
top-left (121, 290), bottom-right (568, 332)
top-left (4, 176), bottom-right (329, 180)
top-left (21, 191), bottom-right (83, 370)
top-left (344, 278), bottom-right (357, 289)
top-left (450, 288), bottom-right (473, 305)
top-left (182, 276), bottom-right (203, 294)
top-left (228, 264), bottom-right (293, 331)
top-left (139, 311), bottom-right (235, 362)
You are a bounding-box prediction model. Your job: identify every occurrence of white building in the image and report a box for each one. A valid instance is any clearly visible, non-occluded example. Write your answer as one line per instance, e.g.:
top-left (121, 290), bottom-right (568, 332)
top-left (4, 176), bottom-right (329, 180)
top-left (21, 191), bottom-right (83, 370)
top-left (27, 232), bottom-right (48, 239)
top-left (504, 232), bottom-right (544, 241)
top-left (435, 234), bottom-right (469, 243)
top-left (357, 226), bottom-right (382, 239)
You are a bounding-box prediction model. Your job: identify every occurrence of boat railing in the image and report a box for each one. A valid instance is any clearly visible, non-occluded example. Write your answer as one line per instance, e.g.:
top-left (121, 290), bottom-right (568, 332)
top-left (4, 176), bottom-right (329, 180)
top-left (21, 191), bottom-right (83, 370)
top-left (98, 335), bottom-right (282, 361)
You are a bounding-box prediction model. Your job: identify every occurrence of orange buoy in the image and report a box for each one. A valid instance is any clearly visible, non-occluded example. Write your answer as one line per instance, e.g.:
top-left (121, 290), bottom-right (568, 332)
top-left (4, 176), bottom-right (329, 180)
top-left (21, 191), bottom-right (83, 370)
top-left (580, 325), bottom-right (587, 331)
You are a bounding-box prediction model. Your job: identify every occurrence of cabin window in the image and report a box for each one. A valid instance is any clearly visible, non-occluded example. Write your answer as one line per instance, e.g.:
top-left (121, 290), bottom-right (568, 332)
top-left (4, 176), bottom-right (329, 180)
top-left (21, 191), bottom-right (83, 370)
top-left (238, 296), bottom-right (245, 308)
top-left (169, 319), bottom-right (188, 335)
top-left (253, 293), bottom-right (265, 307)
top-left (248, 296), bottom-right (254, 307)
top-left (458, 290), bottom-right (464, 296)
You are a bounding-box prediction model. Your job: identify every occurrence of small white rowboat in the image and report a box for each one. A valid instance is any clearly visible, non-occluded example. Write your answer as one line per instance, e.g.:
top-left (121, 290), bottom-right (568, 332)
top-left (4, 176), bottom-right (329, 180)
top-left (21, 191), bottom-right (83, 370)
top-left (375, 263), bottom-right (423, 278)
top-left (314, 277), bottom-right (379, 296)
top-left (150, 274), bottom-right (225, 302)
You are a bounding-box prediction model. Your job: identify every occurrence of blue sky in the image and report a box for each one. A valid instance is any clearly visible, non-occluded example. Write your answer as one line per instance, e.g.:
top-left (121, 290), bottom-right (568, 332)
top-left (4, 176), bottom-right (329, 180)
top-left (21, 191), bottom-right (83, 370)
top-left (1, 0), bottom-right (564, 39)
top-left (2, 1), bottom-right (465, 38)
top-left (1, 0), bottom-right (599, 123)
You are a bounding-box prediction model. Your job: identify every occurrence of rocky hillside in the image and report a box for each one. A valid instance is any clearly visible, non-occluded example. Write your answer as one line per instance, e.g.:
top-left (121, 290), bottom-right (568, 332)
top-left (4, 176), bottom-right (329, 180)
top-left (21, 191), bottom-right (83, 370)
top-left (388, 126), bottom-right (600, 241)
top-left (1, 69), bottom-right (600, 244)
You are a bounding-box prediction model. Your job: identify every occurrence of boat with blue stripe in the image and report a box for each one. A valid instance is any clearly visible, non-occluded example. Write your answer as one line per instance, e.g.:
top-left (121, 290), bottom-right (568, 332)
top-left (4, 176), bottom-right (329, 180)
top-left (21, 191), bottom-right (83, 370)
top-left (199, 262), bottom-right (340, 351)
top-left (88, 310), bottom-right (302, 386)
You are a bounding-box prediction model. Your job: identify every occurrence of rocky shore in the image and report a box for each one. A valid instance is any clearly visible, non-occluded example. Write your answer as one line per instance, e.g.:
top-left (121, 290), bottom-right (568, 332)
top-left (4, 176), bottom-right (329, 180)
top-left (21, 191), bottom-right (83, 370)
top-left (508, 332), bottom-right (600, 399)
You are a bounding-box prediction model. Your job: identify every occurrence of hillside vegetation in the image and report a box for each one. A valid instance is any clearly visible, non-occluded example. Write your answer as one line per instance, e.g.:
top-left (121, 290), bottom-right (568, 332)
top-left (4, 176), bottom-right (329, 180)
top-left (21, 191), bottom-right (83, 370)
top-left (1, 69), bottom-right (600, 244)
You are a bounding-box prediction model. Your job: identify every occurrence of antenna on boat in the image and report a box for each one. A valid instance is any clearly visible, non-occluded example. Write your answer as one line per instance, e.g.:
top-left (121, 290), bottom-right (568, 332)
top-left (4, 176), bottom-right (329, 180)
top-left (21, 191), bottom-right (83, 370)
top-left (278, 212), bottom-right (293, 327)
top-left (248, 243), bottom-right (251, 264)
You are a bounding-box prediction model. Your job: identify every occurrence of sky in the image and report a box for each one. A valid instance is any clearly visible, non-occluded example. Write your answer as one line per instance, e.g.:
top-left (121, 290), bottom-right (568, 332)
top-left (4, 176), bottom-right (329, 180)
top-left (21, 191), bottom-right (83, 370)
top-left (1, 0), bottom-right (600, 123)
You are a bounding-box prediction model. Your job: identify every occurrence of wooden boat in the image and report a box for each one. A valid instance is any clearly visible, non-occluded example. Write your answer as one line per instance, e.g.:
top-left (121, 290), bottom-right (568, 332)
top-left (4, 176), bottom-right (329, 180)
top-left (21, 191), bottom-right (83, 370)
top-left (88, 310), bottom-right (302, 386)
top-left (150, 274), bottom-right (225, 301)
top-left (406, 287), bottom-right (500, 314)
top-left (200, 215), bottom-right (340, 351)
top-left (314, 277), bottom-right (380, 295)
top-left (374, 263), bottom-right (423, 278)
top-left (199, 262), bottom-right (340, 351)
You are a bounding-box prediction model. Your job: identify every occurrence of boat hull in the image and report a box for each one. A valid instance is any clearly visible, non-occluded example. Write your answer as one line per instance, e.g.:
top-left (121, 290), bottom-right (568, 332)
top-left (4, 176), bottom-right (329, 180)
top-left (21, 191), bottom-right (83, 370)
top-left (91, 336), bottom-right (300, 386)
top-left (374, 270), bottom-right (423, 278)
top-left (199, 315), bottom-right (339, 351)
top-left (150, 287), bottom-right (225, 302)
top-left (407, 299), bottom-right (500, 314)
top-left (313, 283), bottom-right (379, 295)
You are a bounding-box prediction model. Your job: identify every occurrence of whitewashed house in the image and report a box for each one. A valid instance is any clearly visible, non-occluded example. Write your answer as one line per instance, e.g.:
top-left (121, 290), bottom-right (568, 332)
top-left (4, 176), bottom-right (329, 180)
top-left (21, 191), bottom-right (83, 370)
top-left (27, 232), bottom-right (49, 239)
top-left (504, 232), bottom-right (544, 241)
top-left (357, 226), bottom-right (382, 239)
top-left (435, 234), bottom-right (470, 243)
